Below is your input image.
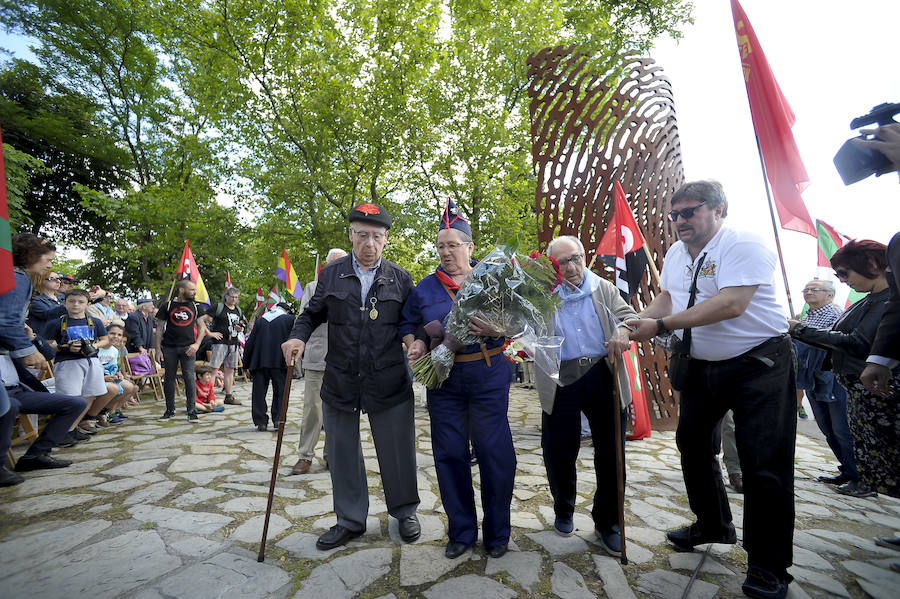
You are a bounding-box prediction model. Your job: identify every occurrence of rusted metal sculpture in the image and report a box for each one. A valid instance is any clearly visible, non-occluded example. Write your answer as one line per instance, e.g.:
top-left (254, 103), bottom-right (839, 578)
top-left (527, 46), bottom-right (684, 429)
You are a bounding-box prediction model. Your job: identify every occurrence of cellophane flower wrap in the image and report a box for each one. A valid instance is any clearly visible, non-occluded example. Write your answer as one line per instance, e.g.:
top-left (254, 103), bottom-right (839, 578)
top-left (411, 236), bottom-right (564, 389)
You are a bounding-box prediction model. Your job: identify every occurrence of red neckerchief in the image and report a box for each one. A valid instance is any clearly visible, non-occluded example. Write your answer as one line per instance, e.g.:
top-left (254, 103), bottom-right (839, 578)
top-left (434, 268), bottom-right (460, 291)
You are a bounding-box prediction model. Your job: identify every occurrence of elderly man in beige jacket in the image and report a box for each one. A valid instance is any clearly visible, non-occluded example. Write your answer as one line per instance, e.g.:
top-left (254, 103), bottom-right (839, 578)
top-left (291, 248), bottom-right (348, 475)
top-left (536, 235), bottom-right (638, 557)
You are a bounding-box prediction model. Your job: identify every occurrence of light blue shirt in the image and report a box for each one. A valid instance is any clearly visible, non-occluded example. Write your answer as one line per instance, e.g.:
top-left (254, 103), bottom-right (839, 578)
top-left (351, 252), bottom-right (383, 306)
top-left (554, 274), bottom-right (607, 361)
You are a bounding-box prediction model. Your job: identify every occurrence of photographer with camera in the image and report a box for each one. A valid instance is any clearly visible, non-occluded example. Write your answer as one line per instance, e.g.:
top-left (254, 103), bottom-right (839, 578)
top-left (45, 289), bottom-right (120, 433)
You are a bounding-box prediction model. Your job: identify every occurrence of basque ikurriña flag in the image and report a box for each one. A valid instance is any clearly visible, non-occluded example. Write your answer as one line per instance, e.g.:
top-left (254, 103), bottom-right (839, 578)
top-left (595, 181), bottom-right (648, 301)
top-left (275, 250), bottom-right (303, 300)
top-left (225, 270), bottom-right (233, 290)
top-left (732, 0), bottom-right (815, 237)
top-left (0, 125), bottom-right (14, 295)
top-left (252, 284), bottom-right (265, 317)
top-left (175, 240), bottom-right (210, 305)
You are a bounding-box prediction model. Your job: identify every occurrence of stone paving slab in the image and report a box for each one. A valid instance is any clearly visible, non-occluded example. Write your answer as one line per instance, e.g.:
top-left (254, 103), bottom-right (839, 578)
top-left (4, 381), bottom-right (900, 599)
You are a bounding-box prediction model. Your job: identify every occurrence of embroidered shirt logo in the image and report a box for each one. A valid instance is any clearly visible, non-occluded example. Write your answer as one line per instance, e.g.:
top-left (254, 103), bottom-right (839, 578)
top-left (355, 203), bottom-right (380, 215)
top-left (698, 262), bottom-right (717, 278)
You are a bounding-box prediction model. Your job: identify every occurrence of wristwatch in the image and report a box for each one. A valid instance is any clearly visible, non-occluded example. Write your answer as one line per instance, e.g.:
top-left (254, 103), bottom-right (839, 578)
top-left (656, 318), bottom-right (671, 336)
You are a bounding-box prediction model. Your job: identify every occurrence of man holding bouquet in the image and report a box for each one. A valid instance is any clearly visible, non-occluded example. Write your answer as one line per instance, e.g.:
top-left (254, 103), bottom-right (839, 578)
top-left (537, 235), bottom-right (638, 557)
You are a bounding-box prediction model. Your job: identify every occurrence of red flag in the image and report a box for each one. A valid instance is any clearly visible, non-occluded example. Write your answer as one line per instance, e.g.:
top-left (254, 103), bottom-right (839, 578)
top-left (0, 126), bottom-right (15, 295)
top-left (595, 181), bottom-right (648, 300)
top-left (225, 270), bottom-right (233, 290)
top-left (732, 0), bottom-right (814, 237)
top-left (624, 342), bottom-right (651, 441)
top-left (252, 284), bottom-right (264, 315)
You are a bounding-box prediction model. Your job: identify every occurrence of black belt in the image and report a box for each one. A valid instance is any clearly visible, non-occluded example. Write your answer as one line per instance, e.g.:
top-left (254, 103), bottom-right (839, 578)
top-left (561, 355), bottom-right (604, 368)
top-left (694, 334), bottom-right (788, 367)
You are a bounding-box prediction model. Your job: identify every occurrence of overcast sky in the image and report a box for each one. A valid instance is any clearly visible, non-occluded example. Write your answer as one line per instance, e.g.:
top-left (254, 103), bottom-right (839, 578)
top-left (650, 0), bottom-right (899, 310)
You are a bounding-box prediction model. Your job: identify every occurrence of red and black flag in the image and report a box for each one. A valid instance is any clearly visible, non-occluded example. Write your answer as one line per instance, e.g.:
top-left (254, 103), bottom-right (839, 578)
top-left (595, 181), bottom-right (648, 301)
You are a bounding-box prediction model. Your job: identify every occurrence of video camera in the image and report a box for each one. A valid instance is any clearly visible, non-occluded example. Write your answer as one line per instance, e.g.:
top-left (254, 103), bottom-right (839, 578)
top-left (834, 102), bottom-right (900, 185)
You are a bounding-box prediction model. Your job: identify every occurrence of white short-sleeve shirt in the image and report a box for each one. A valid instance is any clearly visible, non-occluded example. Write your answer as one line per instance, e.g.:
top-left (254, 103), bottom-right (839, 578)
top-left (660, 226), bottom-right (788, 361)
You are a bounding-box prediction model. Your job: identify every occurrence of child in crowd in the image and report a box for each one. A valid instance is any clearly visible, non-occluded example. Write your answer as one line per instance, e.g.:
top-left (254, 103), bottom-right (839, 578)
top-left (45, 289), bottom-right (120, 434)
top-left (98, 324), bottom-right (138, 420)
top-left (195, 366), bottom-right (224, 413)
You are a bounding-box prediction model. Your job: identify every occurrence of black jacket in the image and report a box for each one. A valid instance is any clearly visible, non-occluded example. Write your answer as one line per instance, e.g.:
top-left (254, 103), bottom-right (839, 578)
top-left (870, 232), bottom-right (900, 362)
top-left (244, 312), bottom-right (295, 371)
top-left (125, 312), bottom-right (155, 353)
top-left (792, 287), bottom-right (898, 376)
top-left (289, 255), bottom-right (414, 413)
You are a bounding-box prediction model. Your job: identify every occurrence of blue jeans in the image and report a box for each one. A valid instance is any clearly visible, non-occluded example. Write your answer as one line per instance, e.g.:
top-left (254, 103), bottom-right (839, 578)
top-left (807, 379), bottom-right (859, 480)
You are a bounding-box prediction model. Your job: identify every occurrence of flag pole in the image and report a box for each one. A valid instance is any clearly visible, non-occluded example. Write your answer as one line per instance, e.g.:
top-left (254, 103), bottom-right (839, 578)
top-left (753, 135), bottom-right (797, 317)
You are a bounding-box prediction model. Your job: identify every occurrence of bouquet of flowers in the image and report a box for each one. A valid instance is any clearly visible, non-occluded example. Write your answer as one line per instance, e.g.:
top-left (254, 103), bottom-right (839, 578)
top-left (411, 236), bottom-right (564, 389)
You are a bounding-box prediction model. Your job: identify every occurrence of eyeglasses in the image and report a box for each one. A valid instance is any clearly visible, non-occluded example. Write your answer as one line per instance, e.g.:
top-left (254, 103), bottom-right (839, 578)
top-left (556, 253), bottom-right (584, 267)
top-left (801, 287), bottom-right (828, 293)
top-left (667, 202), bottom-right (707, 222)
top-left (351, 229), bottom-right (386, 242)
top-left (46, 276), bottom-right (60, 282)
top-left (436, 242), bottom-right (468, 252)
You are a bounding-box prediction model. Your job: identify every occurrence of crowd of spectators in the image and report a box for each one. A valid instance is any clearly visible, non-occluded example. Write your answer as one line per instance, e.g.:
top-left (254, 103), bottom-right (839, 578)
top-left (0, 233), bottom-right (245, 487)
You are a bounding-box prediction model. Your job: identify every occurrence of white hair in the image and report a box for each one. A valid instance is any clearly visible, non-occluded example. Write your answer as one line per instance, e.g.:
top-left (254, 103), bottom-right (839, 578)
top-left (807, 279), bottom-right (835, 294)
top-left (547, 235), bottom-right (585, 256)
top-left (326, 248), bottom-right (348, 263)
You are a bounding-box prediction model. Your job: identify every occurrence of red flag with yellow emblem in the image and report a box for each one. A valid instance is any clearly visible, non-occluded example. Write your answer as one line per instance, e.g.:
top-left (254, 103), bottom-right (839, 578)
top-left (731, 0), bottom-right (815, 237)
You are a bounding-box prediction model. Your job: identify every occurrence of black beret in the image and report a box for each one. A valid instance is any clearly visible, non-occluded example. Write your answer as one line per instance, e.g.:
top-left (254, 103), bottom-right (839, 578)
top-left (348, 203), bottom-right (392, 229)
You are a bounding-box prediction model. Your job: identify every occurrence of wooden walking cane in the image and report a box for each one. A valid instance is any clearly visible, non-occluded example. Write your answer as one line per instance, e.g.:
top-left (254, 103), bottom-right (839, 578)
top-left (611, 354), bottom-right (628, 565)
top-left (258, 349), bottom-right (298, 562)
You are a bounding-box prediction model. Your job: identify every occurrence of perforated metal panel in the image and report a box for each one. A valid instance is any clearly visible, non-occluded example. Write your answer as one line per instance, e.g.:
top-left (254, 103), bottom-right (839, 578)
top-left (528, 47), bottom-right (684, 429)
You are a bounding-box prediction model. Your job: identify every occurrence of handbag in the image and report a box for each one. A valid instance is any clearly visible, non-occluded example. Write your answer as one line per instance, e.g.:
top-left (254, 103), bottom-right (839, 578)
top-left (667, 252), bottom-right (707, 392)
top-left (128, 353), bottom-right (155, 376)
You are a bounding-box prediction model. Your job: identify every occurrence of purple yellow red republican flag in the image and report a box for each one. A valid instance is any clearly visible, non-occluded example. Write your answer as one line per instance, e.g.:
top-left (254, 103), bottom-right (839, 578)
top-left (275, 250), bottom-right (303, 301)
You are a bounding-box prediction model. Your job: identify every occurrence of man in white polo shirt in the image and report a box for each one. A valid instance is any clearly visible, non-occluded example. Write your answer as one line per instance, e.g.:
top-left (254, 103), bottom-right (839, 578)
top-left (631, 180), bottom-right (795, 599)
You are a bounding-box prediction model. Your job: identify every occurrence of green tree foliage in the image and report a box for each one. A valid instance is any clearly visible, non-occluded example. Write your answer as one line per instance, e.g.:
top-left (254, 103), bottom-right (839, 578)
top-left (0, 60), bottom-right (127, 241)
top-left (1, 142), bottom-right (45, 232)
top-left (1, 0), bottom-right (244, 295)
top-left (1, 0), bottom-right (690, 290)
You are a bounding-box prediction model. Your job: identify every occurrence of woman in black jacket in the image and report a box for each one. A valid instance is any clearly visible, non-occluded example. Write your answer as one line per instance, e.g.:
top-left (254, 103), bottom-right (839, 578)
top-left (790, 240), bottom-right (899, 498)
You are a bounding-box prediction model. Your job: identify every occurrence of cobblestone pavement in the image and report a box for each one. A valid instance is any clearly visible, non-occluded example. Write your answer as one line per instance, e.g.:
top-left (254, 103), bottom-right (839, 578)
top-left (2, 380), bottom-right (899, 598)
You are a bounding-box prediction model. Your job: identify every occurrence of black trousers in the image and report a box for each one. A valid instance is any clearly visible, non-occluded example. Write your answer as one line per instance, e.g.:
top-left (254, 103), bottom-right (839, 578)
top-left (677, 336), bottom-right (796, 580)
top-left (542, 361), bottom-right (625, 531)
top-left (0, 386), bottom-right (87, 457)
top-left (162, 345), bottom-right (196, 414)
top-left (250, 367), bottom-right (286, 427)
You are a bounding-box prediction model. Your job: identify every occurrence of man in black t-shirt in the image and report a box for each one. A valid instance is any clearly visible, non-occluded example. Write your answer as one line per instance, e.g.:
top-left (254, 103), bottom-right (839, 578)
top-left (155, 280), bottom-right (208, 421)
top-left (201, 286), bottom-right (245, 406)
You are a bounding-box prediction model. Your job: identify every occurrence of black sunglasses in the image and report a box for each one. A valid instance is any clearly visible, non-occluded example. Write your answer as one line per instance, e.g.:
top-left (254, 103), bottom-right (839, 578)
top-left (667, 201), bottom-right (707, 222)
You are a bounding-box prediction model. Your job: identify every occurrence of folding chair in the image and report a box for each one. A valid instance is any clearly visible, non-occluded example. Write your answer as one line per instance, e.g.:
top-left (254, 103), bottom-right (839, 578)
top-left (7, 414), bottom-right (38, 469)
top-left (125, 352), bottom-right (163, 401)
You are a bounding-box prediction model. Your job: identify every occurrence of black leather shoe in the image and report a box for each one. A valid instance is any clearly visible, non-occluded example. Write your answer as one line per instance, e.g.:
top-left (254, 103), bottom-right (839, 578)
top-left (14, 454), bottom-right (73, 472)
top-left (0, 466), bottom-right (25, 486)
top-left (667, 522), bottom-right (737, 551)
top-left (445, 541), bottom-right (471, 559)
top-left (398, 514), bottom-right (421, 543)
top-left (316, 525), bottom-right (364, 550)
top-left (488, 544), bottom-right (508, 558)
top-left (818, 472), bottom-right (851, 485)
top-left (836, 480), bottom-right (877, 498)
top-left (742, 566), bottom-right (789, 599)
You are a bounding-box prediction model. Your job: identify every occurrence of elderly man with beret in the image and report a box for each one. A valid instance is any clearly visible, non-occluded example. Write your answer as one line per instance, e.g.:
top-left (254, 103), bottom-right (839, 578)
top-left (282, 203), bottom-right (420, 550)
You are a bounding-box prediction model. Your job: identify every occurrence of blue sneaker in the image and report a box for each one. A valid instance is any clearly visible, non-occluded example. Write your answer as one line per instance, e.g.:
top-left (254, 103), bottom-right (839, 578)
top-left (554, 516), bottom-right (574, 537)
top-left (596, 525), bottom-right (622, 557)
